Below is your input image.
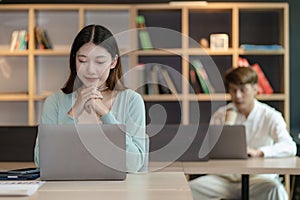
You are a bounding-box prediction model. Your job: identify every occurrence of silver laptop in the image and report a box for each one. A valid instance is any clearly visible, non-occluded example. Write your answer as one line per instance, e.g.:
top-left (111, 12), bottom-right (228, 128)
top-left (209, 125), bottom-right (248, 159)
top-left (39, 124), bottom-right (126, 181)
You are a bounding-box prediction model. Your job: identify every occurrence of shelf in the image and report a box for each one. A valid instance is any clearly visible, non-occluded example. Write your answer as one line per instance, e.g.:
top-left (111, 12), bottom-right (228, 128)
top-left (257, 94), bottom-right (286, 101)
top-left (0, 93), bottom-right (29, 101)
top-left (133, 49), bottom-right (183, 56)
top-left (186, 93), bottom-right (286, 102)
top-left (188, 48), bottom-right (234, 55)
top-left (33, 95), bottom-right (48, 101)
top-left (142, 94), bottom-right (184, 101)
top-left (30, 92), bottom-right (281, 103)
top-left (191, 94), bottom-right (229, 101)
top-left (0, 50), bottom-right (28, 56)
top-left (33, 49), bottom-right (70, 56)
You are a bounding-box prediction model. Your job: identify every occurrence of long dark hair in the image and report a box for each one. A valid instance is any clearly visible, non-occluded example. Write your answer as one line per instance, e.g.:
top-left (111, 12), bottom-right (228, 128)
top-left (62, 24), bottom-right (125, 94)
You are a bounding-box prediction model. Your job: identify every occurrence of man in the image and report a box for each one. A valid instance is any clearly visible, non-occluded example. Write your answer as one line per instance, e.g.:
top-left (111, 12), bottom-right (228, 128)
top-left (190, 67), bottom-right (296, 200)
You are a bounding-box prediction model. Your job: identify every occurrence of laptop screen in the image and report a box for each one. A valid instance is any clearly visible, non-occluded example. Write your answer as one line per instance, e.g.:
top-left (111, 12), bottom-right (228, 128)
top-left (39, 124), bottom-right (126, 181)
top-left (209, 125), bottom-right (248, 159)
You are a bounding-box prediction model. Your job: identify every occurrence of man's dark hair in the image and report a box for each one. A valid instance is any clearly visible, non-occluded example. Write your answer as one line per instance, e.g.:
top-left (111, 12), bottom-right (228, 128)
top-left (224, 67), bottom-right (258, 89)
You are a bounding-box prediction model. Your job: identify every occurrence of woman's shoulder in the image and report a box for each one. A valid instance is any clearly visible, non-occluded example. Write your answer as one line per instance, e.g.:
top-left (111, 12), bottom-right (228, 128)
top-left (119, 88), bottom-right (143, 99)
top-left (117, 89), bottom-right (144, 107)
top-left (45, 90), bottom-right (71, 103)
top-left (46, 90), bottom-right (63, 98)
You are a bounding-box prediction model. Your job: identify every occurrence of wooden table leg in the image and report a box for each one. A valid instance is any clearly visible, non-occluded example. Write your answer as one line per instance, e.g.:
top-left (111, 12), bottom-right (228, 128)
top-left (242, 174), bottom-right (249, 200)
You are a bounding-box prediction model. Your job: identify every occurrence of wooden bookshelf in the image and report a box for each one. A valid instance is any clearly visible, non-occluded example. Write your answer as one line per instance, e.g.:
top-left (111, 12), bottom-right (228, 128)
top-left (0, 3), bottom-right (289, 127)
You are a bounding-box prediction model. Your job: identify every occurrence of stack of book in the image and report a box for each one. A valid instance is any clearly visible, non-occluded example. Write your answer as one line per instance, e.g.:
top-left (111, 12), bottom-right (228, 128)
top-left (9, 27), bottom-right (53, 51)
top-left (9, 30), bottom-right (28, 51)
top-left (34, 26), bottom-right (53, 49)
top-left (131, 63), bottom-right (178, 95)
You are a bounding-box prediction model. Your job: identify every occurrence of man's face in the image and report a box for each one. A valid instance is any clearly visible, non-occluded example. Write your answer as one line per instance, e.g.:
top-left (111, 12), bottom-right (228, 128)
top-left (228, 83), bottom-right (258, 116)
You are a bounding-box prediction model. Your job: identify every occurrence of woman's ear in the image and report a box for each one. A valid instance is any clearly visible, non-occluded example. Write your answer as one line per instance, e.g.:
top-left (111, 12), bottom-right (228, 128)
top-left (110, 55), bottom-right (118, 69)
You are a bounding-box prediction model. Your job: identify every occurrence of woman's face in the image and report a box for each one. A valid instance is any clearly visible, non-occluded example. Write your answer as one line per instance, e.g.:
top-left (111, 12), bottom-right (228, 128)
top-left (76, 42), bottom-right (116, 88)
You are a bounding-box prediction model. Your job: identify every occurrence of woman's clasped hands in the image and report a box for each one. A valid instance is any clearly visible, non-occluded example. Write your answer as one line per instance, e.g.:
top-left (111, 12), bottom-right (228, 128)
top-left (68, 85), bottom-right (109, 119)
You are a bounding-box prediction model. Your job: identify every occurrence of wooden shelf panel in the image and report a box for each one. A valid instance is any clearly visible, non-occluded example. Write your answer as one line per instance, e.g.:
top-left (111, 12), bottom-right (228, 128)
top-left (188, 48), bottom-right (234, 55)
top-left (33, 49), bottom-right (69, 56)
top-left (133, 49), bottom-right (183, 56)
top-left (142, 94), bottom-right (184, 101)
top-left (0, 93), bottom-right (29, 101)
top-left (0, 50), bottom-right (28, 56)
top-left (191, 94), bottom-right (230, 101)
top-left (134, 94), bottom-right (286, 102)
top-left (237, 3), bottom-right (288, 9)
top-left (33, 95), bottom-right (48, 101)
top-left (257, 94), bottom-right (286, 101)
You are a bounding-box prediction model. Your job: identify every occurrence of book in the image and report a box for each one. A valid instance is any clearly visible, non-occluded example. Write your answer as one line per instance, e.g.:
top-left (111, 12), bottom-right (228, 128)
top-left (34, 27), bottom-right (45, 49)
top-left (150, 65), bottom-right (160, 94)
top-left (152, 64), bottom-right (178, 94)
top-left (0, 167), bottom-right (40, 181)
top-left (131, 64), bottom-right (146, 94)
top-left (18, 30), bottom-right (27, 50)
top-left (9, 30), bottom-right (19, 51)
top-left (160, 67), bottom-right (178, 95)
top-left (238, 57), bottom-right (250, 67)
top-left (136, 15), bottom-right (153, 50)
top-left (34, 26), bottom-right (53, 49)
top-left (191, 60), bottom-right (215, 94)
top-left (252, 63), bottom-right (274, 94)
top-left (145, 64), bottom-right (178, 95)
top-left (145, 64), bottom-right (156, 94)
top-left (189, 65), bottom-right (202, 94)
top-left (0, 181), bottom-right (44, 196)
top-left (240, 44), bottom-right (283, 51)
top-left (41, 29), bottom-right (53, 49)
top-left (9, 30), bottom-right (28, 51)
top-left (0, 59), bottom-right (11, 79)
top-left (238, 57), bottom-right (273, 94)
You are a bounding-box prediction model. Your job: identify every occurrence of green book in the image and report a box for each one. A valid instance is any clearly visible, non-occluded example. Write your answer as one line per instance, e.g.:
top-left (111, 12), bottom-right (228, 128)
top-left (136, 15), bottom-right (153, 50)
top-left (191, 60), bottom-right (210, 94)
top-left (139, 31), bottom-right (152, 49)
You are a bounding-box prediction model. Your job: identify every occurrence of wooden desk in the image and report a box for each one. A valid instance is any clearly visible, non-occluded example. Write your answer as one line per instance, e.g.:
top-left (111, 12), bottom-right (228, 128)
top-left (149, 157), bottom-right (300, 200)
top-left (183, 157), bottom-right (300, 200)
top-left (182, 157), bottom-right (300, 175)
top-left (0, 163), bottom-right (193, 200)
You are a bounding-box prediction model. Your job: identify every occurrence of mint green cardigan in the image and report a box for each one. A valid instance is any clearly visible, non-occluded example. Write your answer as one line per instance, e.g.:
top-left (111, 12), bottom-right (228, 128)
top-left (34, 89), bottom-right (147, 173)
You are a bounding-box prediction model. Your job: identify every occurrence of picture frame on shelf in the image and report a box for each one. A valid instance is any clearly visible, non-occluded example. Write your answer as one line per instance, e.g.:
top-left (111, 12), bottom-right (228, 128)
top-left (210, 33), bottom-right (229, 50)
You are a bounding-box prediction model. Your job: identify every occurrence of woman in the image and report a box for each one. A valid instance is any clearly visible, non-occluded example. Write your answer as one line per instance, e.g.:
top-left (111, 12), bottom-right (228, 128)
top-left (35, 24), bottom-right (147, 173)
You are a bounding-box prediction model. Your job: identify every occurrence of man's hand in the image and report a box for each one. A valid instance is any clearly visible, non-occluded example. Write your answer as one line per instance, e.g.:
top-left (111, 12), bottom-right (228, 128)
top-left (247, 147), bottom-right (264, 157)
